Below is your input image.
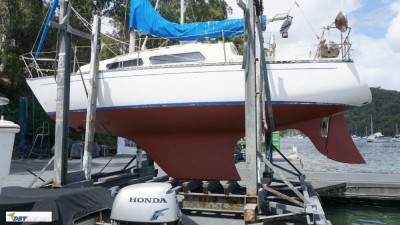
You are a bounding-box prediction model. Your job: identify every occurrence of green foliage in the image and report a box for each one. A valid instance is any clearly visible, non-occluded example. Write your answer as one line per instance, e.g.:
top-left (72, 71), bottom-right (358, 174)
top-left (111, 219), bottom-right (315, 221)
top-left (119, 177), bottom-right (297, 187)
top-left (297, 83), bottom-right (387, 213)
top-left (0, 0), bottom-right (46, 100)
top-left (344, 87), bottom-right (400, 137)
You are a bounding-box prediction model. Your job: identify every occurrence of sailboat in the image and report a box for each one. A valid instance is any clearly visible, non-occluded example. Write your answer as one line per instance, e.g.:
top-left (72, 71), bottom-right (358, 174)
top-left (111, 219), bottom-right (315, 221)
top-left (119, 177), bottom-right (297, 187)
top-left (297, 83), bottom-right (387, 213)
top-left (392, 123), bottom-right (400, 142)
top-left (367, 116), bottom-right (390, 143)
top-left (24, 0), bottom-right (371, 180)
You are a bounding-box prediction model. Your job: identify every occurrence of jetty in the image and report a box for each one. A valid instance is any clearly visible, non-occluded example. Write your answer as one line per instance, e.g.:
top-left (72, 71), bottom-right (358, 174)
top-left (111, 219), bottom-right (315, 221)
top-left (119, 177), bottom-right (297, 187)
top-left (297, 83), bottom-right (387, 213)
top-left (307, 172), bottom-right (400, 200)
top-left (3, 148), bottom-right (400, 225)
top-left (3, 152), bottom-right (328, 225)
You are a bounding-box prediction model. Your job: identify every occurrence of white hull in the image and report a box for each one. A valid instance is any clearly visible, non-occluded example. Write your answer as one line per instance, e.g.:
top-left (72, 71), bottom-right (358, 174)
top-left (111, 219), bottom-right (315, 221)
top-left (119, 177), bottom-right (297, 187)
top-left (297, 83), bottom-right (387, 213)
top-left (27, 61), bottom-right (371, 114)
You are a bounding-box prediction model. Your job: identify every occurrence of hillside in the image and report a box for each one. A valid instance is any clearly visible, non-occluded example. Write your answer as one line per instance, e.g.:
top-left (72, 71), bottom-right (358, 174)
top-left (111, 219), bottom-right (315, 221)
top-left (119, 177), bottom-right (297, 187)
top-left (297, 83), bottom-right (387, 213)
top-left (344, 87), bottom-right (400, 137)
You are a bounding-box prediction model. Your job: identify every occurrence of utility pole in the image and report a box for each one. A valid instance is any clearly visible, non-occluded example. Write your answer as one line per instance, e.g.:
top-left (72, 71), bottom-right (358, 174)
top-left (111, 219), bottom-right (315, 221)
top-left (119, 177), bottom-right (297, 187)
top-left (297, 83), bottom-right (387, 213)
top-left (83, 15), bottom-right (101, 180)
top-left (54, 0), bottom-right (71, 187)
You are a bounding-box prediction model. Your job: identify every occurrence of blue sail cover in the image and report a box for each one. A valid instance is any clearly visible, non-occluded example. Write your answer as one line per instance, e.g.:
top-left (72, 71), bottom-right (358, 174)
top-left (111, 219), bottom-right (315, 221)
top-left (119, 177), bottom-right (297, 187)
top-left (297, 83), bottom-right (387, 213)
top-left (35, 0), bottom-right (59, 59)
top-left (129, 0), bottom-right (266, 41)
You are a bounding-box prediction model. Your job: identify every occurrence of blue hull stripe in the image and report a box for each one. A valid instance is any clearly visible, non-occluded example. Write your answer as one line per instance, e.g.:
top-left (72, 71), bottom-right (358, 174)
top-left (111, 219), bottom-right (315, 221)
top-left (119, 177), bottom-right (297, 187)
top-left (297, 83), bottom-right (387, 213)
top-left (47, 101), bottom-right (350, 115)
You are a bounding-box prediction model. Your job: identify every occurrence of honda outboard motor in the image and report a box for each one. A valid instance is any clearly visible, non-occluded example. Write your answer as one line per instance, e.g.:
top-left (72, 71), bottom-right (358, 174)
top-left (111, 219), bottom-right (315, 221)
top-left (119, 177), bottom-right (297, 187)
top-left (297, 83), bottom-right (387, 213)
top-left (111, 183), bottom-right (182, 225)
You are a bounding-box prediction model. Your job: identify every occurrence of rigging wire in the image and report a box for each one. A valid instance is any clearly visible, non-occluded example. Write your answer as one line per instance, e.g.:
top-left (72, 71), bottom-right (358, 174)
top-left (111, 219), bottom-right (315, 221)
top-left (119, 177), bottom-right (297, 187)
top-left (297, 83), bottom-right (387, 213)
top-left (101, 34), bottom-right (129, 46)
top-left (102, 42), bottom-right (118, 56)
top-left (71, 5), bottom-right (132, 47)
top-left (70, 6), bottom-right (92, 32)
top-left (291, 0), bottom-right (320, 40)
top-left (31, 2), bottom-right (52, 54)
top-left (70, 5), bottom-right (129, 56)
top-left (72, 45), bottom-right (89, 97)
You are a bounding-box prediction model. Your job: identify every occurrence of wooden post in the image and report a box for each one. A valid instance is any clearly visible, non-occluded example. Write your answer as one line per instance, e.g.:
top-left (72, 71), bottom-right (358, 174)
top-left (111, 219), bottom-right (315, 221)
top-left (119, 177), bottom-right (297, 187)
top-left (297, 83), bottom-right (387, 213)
top-left (83, 15), bottom-right (101, 180)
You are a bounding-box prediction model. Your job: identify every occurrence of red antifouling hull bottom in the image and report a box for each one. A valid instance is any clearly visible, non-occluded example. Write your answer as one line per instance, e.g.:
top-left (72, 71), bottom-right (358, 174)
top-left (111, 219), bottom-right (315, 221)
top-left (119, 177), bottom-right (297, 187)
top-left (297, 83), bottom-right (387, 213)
top-left (49, 103), bottom-right (364, 180)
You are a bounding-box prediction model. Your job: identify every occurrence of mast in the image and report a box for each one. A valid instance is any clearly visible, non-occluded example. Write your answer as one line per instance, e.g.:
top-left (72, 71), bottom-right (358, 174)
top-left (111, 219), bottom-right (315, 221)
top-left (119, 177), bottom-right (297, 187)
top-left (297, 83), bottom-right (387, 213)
top-left (129, 31), bottom-right (136, 53)
top-left (180, 0), bottom-right (184, 24)
top-left (370, 115), bottom-right (373, 135)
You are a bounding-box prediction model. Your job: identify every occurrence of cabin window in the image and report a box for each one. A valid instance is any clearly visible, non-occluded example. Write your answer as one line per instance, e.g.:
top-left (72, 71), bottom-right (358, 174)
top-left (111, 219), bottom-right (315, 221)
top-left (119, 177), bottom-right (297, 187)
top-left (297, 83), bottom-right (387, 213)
top-left (149, 52), bottom-right (205, 65)
top-left (122, 59), bottom-right (143, 67)
top-left (106, 58), bottom-right (143, 69)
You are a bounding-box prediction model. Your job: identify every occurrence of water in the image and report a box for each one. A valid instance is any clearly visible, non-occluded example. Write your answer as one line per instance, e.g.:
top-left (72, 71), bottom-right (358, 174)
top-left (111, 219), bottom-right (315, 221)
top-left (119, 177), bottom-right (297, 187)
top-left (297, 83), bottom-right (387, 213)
top-left (280, 138), bottom-right (400, 174)
top-left (321, 198), bottom-right (400, 225)
top-left (280, 138), bottom-right (400, 225)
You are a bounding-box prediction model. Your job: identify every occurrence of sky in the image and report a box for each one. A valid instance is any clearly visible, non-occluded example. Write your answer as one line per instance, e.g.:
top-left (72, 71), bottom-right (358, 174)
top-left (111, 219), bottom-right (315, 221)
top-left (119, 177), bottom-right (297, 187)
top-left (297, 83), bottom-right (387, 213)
top-left (224, 0), bottom-right (400, 91)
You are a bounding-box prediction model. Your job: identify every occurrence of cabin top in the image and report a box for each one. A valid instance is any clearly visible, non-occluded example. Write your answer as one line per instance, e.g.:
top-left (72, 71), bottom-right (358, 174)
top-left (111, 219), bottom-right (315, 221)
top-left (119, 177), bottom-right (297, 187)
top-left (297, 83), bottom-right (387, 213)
top-left (78, 42), bottom-right (243, 73)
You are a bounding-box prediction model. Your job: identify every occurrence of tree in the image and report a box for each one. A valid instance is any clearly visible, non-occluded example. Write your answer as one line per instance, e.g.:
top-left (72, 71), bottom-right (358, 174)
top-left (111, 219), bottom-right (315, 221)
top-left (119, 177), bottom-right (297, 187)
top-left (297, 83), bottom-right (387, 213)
top-left (0, 0), bottom-right (46, 99)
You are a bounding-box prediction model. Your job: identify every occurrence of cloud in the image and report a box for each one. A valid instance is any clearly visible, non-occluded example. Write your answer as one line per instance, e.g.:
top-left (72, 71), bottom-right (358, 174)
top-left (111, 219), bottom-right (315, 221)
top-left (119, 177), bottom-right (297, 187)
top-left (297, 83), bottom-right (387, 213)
top-left (352, 34), bottom-right (400, 91)
top-left (224, 0), bottom-right (400, 91)
top-left (226, 0), bottom-right (363, 58)
top-left (386, 2), bottom-right (400, 52)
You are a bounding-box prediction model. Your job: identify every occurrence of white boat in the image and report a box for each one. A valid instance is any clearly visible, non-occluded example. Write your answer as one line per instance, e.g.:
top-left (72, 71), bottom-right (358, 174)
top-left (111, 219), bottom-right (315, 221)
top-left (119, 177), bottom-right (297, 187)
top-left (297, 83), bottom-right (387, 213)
top-left (392, 124), bottom-right (400, 142)
top-left (366, 116), bottom-right (390, 143)
top-left (367, 132), bottom-right (390, 143)
top-left (25, 41), bottom-right (371, 179)
top-left (352, 135), bottom-right (361, 142)
top-left (23, 1), bottom-right (372, 180)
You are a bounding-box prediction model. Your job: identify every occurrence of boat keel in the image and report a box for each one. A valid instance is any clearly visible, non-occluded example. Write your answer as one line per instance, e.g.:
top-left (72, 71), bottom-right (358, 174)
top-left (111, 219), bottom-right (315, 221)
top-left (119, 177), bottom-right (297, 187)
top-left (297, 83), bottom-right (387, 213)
top-left (281, 114), bottom-right (366, 164)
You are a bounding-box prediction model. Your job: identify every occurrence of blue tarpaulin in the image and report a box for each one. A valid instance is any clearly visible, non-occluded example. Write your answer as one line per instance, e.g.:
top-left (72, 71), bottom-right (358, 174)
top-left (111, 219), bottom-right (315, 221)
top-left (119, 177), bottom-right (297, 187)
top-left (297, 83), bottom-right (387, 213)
top-left (129, 0), bottom-right (266, 41)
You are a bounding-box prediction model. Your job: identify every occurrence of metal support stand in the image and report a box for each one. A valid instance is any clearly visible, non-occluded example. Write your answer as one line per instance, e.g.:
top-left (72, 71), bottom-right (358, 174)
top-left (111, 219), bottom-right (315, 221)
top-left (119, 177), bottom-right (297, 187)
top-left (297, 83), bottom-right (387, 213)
top-left (244, 0), bottom-right (259, 199)
top-left (54, 0), bottom-right (71, 187)
top-left (238, 1), bottom-right (329, 224)
top-left (49, 0), bottom-right (98, 187)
